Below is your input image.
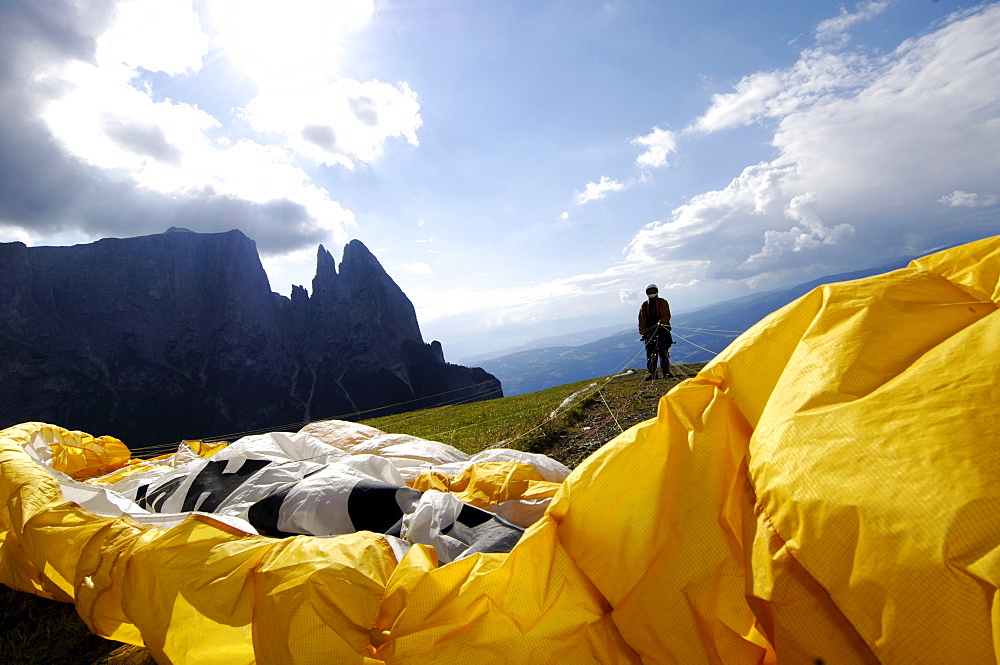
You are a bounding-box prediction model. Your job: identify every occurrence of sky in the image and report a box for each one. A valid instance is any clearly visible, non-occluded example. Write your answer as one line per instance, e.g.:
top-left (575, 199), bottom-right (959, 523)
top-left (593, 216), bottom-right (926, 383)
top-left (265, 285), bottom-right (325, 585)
top-left (2, 0), bottom-right (999, 361)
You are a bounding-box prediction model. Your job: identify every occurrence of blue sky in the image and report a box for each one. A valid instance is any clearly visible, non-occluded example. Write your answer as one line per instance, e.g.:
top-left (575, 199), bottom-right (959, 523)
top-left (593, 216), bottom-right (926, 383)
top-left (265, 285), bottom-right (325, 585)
top-left (1, 0), bottom-right (998, 360)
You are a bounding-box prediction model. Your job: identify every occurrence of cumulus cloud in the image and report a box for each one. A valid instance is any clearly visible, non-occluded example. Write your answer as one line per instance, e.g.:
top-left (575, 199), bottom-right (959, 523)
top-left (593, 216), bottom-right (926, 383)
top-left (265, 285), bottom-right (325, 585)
top-left (625, 164), bottom-right (795, 267)
top-left (575, 176), bottom-right (626, 205)
top-left (98, 0), bottom-right (209, 75)
top-left (631, 127), bottom-right (677, 168)
top-left (690, 49), bottom-right (874, 133)
top-left (208, 0), bottom-right (420, 169)
top-left (630, 3), bottom-right (1000, 287)
top-left (772, 7), bottom-right (1000, 214)
top-left (745, 193), bottom-right (855, 264)
top-left (0, 0), bottom-right (414, 255)
top-left (243, 78), bottom-right (422, 169)
top-left (687, 4), bottom-right (906, 135)
top-left (939, 190), bottom-right (1000, 208)
top-left (101, 117), bottom-right (184, 165)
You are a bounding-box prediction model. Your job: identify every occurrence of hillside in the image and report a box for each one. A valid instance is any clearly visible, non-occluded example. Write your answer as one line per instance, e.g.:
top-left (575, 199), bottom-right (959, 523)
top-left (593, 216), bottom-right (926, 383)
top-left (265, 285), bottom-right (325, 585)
top-left (363, 362), bottom-right (707, 469)
top-left (0, 362), bottom-right (702, 664)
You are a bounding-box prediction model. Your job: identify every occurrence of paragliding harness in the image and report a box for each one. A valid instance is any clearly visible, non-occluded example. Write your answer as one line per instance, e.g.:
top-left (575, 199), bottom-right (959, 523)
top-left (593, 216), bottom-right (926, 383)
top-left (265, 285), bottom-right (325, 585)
top-left (642, 297), bottom-right (672, 379)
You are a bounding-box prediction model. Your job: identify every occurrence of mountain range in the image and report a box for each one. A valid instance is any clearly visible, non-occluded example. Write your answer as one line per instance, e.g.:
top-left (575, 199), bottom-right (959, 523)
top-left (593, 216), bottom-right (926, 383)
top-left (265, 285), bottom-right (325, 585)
top-left (476, 258), bottom-right (914, 396)
top-left (0, 228), bottom-right (500, 446)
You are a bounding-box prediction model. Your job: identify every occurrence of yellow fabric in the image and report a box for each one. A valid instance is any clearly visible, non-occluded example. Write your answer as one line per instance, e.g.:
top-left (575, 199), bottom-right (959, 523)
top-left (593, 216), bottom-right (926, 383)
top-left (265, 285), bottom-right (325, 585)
top-left (29, 423), bottom-right (131, 479)
top-left (90, 439), bottom-right (230, 486)
top-left (185, 439), bottom-right (230, 458)
top-left (1, 235), bottom-right (999, 663)
top-left (409, 461), bottom-right (561, 506)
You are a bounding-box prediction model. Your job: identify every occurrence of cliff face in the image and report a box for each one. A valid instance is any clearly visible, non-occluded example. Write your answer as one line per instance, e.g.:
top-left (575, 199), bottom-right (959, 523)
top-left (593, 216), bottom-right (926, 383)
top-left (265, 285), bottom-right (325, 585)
top-left (0, 228), bottom-right (501, 445)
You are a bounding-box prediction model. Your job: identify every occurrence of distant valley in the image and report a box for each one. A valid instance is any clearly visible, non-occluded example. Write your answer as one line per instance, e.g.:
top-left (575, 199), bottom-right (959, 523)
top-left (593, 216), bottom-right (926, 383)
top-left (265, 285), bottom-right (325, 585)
top-left (475, 258), bottom-right (913, 396)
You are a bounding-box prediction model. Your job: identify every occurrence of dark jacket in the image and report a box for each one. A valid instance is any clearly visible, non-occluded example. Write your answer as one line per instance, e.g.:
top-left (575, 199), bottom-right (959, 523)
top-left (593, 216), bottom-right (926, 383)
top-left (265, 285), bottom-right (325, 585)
top-left (638, 297), bottom-right (671, 338)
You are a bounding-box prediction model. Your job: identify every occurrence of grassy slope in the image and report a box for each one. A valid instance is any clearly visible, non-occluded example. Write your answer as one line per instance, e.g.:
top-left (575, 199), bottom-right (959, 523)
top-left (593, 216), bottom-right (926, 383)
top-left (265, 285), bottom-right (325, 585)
top-left (1, 363), bottom-right (704, 664)
top-left (364, 363), bottom-right (704, 467)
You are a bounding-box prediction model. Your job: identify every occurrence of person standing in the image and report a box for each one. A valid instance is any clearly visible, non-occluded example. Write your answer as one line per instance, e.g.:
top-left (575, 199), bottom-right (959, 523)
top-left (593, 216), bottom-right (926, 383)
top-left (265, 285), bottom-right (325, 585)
top-left (638, 284), bottom-right (672, 380)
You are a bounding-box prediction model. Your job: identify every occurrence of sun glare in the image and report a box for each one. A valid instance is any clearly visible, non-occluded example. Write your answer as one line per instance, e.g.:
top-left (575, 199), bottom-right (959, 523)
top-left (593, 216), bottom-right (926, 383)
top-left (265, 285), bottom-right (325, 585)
top-left (207, 0), bottom-right (374, 86)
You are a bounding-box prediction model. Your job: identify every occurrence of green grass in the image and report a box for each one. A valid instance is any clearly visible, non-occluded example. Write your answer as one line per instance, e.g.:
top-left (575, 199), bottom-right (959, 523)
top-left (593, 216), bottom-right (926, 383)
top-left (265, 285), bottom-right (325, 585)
top-left (361, 375), bottom-right (605, 454)
top-left (363, 363), bottom-right (706, 464)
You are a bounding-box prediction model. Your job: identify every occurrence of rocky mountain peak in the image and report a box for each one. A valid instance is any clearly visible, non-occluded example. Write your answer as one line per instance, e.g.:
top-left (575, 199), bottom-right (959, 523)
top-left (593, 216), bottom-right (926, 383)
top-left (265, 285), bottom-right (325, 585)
top-left (335, 239), bottom-right (423, 347)
top-left (312, 244), bottom-right (339, 301)
top-left (0, 229), bottom-right (501, 445)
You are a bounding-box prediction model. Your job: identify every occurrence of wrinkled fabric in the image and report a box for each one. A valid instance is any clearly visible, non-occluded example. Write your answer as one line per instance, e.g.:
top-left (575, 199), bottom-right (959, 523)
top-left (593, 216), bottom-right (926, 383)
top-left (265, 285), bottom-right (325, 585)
top-left (1, 235), bottom-right (999, 664)
top-left (8, 425), bottom-right (569, 568)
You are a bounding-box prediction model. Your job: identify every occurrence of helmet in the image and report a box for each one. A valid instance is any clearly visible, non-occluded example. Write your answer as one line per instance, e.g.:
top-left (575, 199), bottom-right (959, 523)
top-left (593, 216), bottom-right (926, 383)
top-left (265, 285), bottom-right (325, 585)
top-left (645, 284), bottom-right (658, 295)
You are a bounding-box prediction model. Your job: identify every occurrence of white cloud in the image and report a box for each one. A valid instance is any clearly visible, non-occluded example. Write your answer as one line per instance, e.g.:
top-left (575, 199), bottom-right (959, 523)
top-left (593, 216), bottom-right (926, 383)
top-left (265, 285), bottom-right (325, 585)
top-left (41, 60), bottom-right (214, 176)
top-left (745, 193), bottom-right (855, 263)
top-left (602, 1), bottom-right (627, 17)
top-left (242, 78), bottom-right (422, 169)
top-left (635, 4), bottom-right (1000, 284)
top-left (816, 1), bottom-right (893, 45)
top-left (939, 190), bottom-right (1000, 208)
top-left (98, 0), bottom-right (209, 75)
top-left (625, 164), bottom-right (795, 265)
top-left (21, 0), bottom-right (417, 254)
top-left (260, 247), bottom-right (318, 294)
top-left (690, 49), bottom-right (874, 133)
top-left (631, 127), bottom-right (677, 168)
top-left (619, 288), bottom-right (637, 302)
top-left (41, 61), bottom-right (355, 242)
top-left (773, 6), bottom-right (1000, 211)
top-left (560, 211), bottom-right (570, 220)
top-left (207, 0), bottom-right (421, 170)
top-left (575, 176), bottom-right (626, 205)
top-left (688, 3), bottom-right (906, 135)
